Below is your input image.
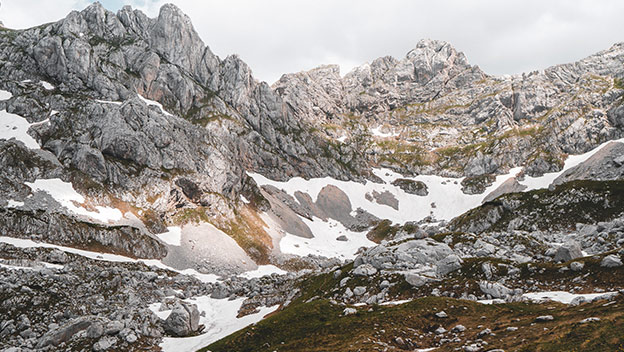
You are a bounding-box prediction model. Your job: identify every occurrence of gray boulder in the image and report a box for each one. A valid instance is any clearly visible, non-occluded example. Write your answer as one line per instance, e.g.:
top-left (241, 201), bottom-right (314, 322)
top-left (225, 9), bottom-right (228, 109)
top-left (435, 254), bottom-right (463, 276)
top-left (554, 241), bottom-right (583, 262)
top-left (352, 263), bottom-right (378, 276)
top-left (163, 303), bottom-right (200, 337)
top-left (479, 281), bottom-right (513, 299)
top-left (569, 261), bottom-right (584, 271)
top-left (601, 254), bottom-right (623, 267)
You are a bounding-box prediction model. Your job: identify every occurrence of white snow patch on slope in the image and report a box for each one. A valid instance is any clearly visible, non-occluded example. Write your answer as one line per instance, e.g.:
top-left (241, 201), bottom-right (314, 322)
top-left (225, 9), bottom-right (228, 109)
top-left (40, 81), bottom-right (54, 90)
top-left (0, 89), bottom-right (12, 100)
top-left (6, 200), bottom-right (24, 208)
top-left (95, 99), bottom-right (122, 105)
top-left (520, 138), bottom-right (624, 191)
top-left (250, 166), bottom-right (522, 224)
top-left (0, 236), bottom-right (219, 283)
top-left (523, 291), bottom-right (618, 304)
top-left (25, 178), bottom-right (123, 223)
top-left (380, 299), bottom-right (413, 306)
top-left (157, 226), bottom-right (182, 246)
top-left (139, 94), bottom-right (173, 116)
top-left (370, 125), bottom-right (399, 138)
top-left (279, 217), bottom-right (375, 259)
top-left (240, 264), bottom-right (287, 279)
top-left (0, 263), bottom-right (36, 271)
top-left (156, 296), bottom-right (278, 352)
top-left (0, 110), bottom-right (42, 149)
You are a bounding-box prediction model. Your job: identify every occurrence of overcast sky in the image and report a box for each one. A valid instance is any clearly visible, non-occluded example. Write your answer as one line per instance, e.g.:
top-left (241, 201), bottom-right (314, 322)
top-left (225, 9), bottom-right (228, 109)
top-left (2, 0), bottom-right (624, 84)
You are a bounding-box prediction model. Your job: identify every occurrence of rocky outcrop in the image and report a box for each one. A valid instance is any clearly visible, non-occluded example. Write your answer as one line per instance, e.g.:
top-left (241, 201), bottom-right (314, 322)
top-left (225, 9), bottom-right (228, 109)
top-left (0, 208), bottom-right (167, 259)
top-left (163, 303), bottom-right (200, 337)
top-left (483, 177), bottom-right (527, 203)
top-left (391, 178), bottom-right (428, 196)
top-left (553, 240), bottom-right (583, 262)
top-left (275, 38), bottom-right (624, 178)
top-left (553, 141), bottom-right (624, 185)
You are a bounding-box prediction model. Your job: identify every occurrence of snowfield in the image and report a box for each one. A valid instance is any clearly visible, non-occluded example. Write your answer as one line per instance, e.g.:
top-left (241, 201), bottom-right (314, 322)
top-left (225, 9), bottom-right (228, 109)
top-left (152, 296), bottom-right (278, 352)
top-left (25, 178), bottom-right (123, 223)
top-left (519, 137), bottom-right (624, 191)
top-left (0, 110), bottom-right (42, 149)
top-left (279, 216), bottom-right (376, 259)
top-left (0, 89), bottom-right (12, 100)
top-left (239, 264), bottom-right (287, 279)
top-left (249, 137), bottom-right (624, 259)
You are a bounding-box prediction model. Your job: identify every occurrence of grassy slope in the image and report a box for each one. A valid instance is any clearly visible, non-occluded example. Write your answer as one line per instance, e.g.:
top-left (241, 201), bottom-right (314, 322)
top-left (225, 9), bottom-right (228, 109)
top-left (203, 296), bottom-right (624, 352)
top-left (200, 254), bottom-right (624, 352)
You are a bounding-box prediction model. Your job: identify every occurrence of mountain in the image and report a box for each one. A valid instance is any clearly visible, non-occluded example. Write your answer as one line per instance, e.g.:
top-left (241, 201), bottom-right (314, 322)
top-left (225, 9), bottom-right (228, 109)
top-left (0, 3), bottom-right (623, 351)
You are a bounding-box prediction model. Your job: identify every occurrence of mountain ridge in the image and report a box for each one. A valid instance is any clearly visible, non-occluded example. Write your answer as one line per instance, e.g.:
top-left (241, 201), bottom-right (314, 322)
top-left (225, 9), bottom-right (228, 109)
top-left (1, 3), bottom-right (624, 351)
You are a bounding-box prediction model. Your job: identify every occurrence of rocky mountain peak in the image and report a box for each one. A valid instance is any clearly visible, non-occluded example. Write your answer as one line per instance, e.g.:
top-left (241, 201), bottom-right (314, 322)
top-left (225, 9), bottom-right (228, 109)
top-left (150, 3), bottom-right (208, 76)
top-left (404, 38), bottom-right (472, 83)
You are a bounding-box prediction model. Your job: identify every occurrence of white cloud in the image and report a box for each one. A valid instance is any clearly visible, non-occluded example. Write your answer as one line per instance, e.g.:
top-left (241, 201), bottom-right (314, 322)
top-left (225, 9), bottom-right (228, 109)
top-left (1, 0), bottom-right (90, 29)
top-left (2, 0), bottom-right (624, 84)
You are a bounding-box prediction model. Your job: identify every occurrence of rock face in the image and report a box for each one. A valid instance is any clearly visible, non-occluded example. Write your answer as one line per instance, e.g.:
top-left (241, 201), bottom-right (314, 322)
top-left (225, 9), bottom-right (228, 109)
top-left (0, 208), bottom-right (167, 259)
top-left (275, 39), bottom-right (624, 178)
top-left (483, 177), bottom-right (527, 203)
top-left (553, 142), bottom-right (624, 185)
top-left (163, 303), bottom-right (200, 337)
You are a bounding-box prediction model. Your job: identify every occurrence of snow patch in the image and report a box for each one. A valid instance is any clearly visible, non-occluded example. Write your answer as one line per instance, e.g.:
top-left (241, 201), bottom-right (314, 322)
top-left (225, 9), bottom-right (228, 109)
top-left (0, 263), bottom-right (36, 271)
top-left (157, 226), bottom-right (182, 246)
top-left (278, 217), bottom-right (376, 259)
top-left (0, 89), bottom-right (12, 100)
top-left (6, 200), bottom-right (24, 208)
top-left (156, 296), bottom-right (278, 352)
top-left (40, 81), bottom-right (55, 90)
top-left (138, 94), bottom-right (174, 116)
top-left (0, 110), bottom-right (42, 149)
top-left (523, 291), bottom-right (618, 304)
top-left (95, 99), bottom-right (122, 105)
top-left (25, 178), bottom-right (123, 223)
top-left (240, 265), bottom-right (287, 279)
top-left (380, 299), bottom-right (413, 306)
top-left (370, 125), bottom-right (399, 138)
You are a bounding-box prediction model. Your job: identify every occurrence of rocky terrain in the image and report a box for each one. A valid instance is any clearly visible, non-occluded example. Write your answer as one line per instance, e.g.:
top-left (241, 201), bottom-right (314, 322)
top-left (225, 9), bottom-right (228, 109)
top-left (0, 2), bottom-right (624, 352)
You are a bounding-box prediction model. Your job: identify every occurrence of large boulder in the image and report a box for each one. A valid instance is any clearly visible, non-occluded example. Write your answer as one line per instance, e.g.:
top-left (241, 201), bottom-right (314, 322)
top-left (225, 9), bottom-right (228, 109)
top-left (601, 254), bottom-right (623, 268)
top-left (479, 281), bottom-right (514, 299)
top-left (435, 254), bottom-right (463, 276)
top-left (553, 240), bottom-right (583, 262)
top-left (163, 303), bottom-right (200, 337)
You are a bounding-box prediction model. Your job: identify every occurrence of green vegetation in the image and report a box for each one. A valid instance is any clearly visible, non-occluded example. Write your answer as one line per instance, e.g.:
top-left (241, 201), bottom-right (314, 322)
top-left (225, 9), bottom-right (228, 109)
top-left (366, 219), bottom-right (398, 243)
top-left (203, 294), bottom-right (624, 352)
top-left (376, 139), bottom-right (430, 168)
